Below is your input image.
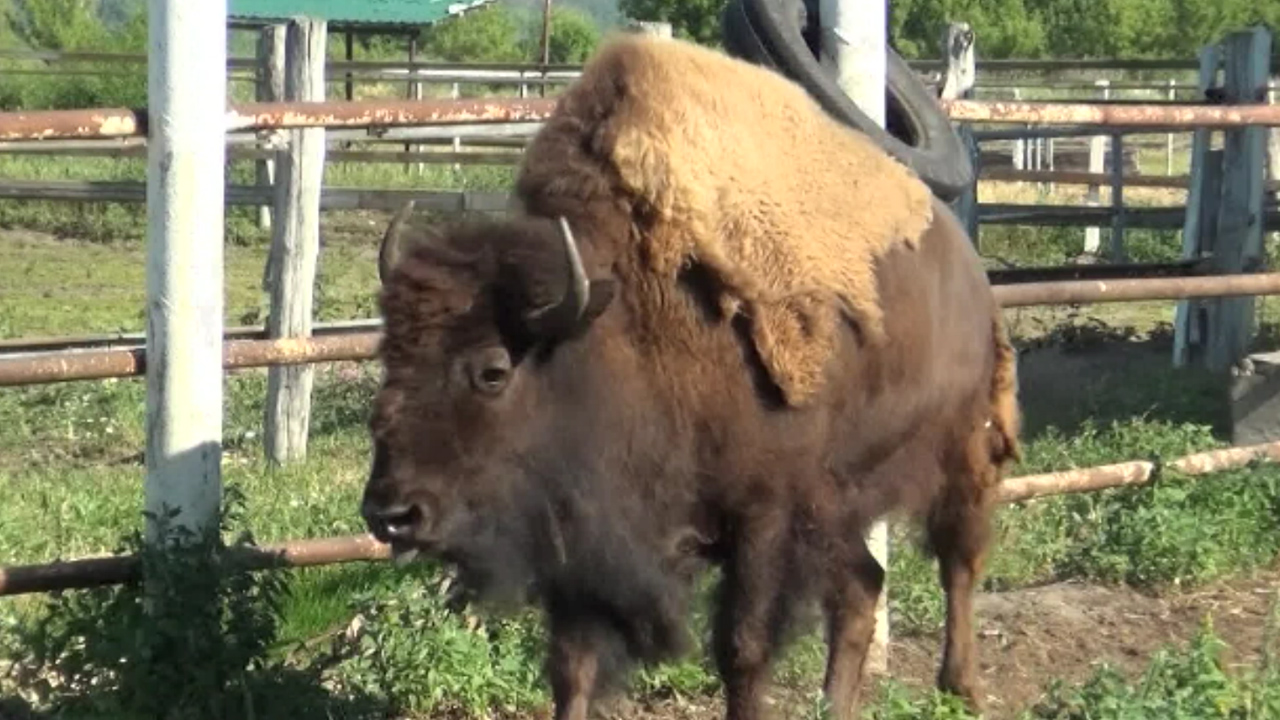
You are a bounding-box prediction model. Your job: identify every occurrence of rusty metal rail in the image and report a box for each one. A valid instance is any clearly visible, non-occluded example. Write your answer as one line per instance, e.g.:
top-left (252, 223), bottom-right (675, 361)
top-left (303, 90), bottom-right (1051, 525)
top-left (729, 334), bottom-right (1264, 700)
top-left (0, 98), bottom-right (560, 141)
top-left (2, 97), bottom-right (1280, 142)
top-left (6, 273), bottom-right (1280, 387)
top-left (0, 535), bottom-right (390, 596)
top-left (0, 334), bottom-right (380, 386)
top-left (0, 318), bottom-right (382, 356)
top-left (991, 272), bottom-right (1280, 307)
top-left (5, 437), bottom-right (1279, 597)
top-left (941, 98), bottom-right (1280, 127)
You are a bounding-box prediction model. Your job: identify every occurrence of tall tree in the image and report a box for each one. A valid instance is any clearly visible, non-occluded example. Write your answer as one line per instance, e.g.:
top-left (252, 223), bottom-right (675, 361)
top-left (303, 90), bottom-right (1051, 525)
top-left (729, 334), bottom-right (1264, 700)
top-left (891, 0), bottom-right (1046, 58)
top-left (617, 0), bottom-right (726, 46)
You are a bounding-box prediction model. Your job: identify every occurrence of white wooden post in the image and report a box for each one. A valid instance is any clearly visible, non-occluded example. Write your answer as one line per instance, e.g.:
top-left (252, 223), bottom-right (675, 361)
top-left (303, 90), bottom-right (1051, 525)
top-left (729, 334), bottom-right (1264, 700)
top-left (449, 82), bottom-right (460, 174)
top-left (1167, 79), bottom-right (1177, 175)
top-left (1011, 89), bottom-right (1024, 170)
top-left (940, 22), bottom-right (979, 242)
top-left (1083, 79), bottom-right (1110, 256)
top-left (1268, 79), bottom-right (1279, 249)
top-left (264, 16), bottom-right (327, 465)
top-left (818, 0), bottom-right (890, 675)
top-left (144, 0), bottom-right (227, 536)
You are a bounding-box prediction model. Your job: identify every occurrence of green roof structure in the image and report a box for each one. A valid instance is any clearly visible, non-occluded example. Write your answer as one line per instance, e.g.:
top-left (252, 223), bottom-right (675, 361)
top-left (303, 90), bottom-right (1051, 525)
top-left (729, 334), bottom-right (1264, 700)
top-left (229, 0), bottom-right (496, 26)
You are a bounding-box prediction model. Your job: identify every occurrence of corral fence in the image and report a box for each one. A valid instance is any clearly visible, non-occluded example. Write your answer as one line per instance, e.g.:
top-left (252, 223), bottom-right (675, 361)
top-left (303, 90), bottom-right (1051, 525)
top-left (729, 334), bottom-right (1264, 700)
top-left (0, 35), bottom-right (1274, 245)
top-left (1, 10), bottom-right (1279, 679)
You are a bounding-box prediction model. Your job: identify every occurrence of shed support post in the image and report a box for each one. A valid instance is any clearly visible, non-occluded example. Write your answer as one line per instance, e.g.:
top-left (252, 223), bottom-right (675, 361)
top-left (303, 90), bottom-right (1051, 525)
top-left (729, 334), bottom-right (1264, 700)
top-left (818, 0), bottom-right (889, 675)
top-left (1109, 132), bottom-right (1126, 261)
top-left (255, 23), bottom-right (286, 232)
top-left (264, 16), bottom-right (327, 465)
top-left (1172, 44), bottom-right (1223, 367)
top-left (144, 0), bottom-right (227, 537)
top-left (1203, 27), bottom-right (1271, 372)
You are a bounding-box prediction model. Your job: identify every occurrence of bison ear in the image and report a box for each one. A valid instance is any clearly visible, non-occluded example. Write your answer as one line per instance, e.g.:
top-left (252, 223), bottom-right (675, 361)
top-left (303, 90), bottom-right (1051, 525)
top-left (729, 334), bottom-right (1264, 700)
top-left (581, 278), bottom-right (616, 325)
top-left (522, 216), bottom-right (616, 340)
top-left (524, 278), bottom-right (615, 343)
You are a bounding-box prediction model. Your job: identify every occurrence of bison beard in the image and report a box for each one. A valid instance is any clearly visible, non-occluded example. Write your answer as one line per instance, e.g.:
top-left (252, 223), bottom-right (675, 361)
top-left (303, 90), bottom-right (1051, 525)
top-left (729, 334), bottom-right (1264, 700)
top-left (438, 453), bottom-right (698, 673)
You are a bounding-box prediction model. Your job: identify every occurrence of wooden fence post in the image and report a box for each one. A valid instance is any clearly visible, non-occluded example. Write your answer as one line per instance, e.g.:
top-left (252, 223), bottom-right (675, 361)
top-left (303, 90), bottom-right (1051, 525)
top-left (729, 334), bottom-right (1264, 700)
top-left (144, 0), bottom-right (226, 537)
top-left (255, 24), bottom-right (286, 232)
top-left (404, 32), bottom-right (423, 175)
top-left (264, 16), bottom-right (328, 466)
top-left (1203, 27), bottom-right (1271, 372)
top-left (818, 0), bottom-right (890, 676)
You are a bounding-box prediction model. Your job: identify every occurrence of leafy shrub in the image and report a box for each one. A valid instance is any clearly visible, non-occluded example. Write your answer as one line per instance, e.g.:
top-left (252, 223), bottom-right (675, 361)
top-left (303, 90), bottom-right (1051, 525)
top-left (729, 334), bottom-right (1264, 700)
top-left (325, 573), bottom-right (549, 718)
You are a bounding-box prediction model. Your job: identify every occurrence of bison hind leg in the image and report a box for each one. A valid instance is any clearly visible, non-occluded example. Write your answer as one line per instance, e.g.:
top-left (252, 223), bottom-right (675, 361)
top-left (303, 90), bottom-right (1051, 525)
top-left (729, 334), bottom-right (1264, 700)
top-left (922, 447), bottom-right (998, 712)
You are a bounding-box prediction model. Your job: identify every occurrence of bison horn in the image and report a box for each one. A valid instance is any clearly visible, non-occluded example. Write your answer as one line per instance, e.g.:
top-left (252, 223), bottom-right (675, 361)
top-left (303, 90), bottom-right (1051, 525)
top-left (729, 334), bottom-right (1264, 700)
top-left (524, 216), bottom-right (591, 334)
top-left (377, 200), bottom-right (416, 284)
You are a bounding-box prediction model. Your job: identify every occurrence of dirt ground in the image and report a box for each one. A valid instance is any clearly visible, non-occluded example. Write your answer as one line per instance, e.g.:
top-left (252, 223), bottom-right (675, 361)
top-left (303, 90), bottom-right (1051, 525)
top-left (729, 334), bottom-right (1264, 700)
top-left (591, 568), bottom-right (1280, 720)
top-left (890, 569), bottom-right (1280, 717)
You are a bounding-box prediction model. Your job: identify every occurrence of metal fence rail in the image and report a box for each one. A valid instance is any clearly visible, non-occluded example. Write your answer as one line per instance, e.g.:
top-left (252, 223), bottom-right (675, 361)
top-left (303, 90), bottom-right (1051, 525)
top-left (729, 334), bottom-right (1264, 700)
top-left (6, 435), bottom-right (1279, 597)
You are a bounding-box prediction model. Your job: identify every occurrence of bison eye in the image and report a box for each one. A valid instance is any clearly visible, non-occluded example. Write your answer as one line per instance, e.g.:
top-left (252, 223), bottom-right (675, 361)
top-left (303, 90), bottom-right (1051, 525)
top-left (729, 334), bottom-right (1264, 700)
top-left (466, 347), bottom-right (513, 396)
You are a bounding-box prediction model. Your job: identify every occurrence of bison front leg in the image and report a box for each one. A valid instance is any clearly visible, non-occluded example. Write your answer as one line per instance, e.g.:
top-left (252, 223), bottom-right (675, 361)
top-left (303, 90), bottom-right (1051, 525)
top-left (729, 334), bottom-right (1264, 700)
top-left (712, 510), bottom-right (790, 720)
top-left (821, 537), bottom-right (885, 720)
top-left (546, 616), bottom-right (603, 720)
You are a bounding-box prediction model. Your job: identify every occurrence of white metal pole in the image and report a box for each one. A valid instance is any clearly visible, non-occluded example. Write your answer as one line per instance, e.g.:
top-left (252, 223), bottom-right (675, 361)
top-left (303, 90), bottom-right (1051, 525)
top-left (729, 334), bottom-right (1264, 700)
top-left (818, 0), bottom-right (890, 675)
top-left (145, 0), bottom-right (228, 538)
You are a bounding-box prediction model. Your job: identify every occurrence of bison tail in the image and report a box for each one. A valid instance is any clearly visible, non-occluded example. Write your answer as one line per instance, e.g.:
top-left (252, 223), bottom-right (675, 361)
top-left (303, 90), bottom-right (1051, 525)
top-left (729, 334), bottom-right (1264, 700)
top-left (988, 309), bottom-right (1022, 466)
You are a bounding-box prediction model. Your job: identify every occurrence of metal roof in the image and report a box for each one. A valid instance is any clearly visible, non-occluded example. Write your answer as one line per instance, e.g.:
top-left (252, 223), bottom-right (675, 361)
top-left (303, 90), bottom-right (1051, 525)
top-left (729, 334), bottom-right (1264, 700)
top-left (228, 0), bottom-right (496, 26)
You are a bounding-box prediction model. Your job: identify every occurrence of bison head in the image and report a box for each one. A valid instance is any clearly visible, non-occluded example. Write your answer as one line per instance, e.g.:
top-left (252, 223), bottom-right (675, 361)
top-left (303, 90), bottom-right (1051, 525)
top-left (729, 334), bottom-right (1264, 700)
top-left (360, 205), bottom-right (618, 600)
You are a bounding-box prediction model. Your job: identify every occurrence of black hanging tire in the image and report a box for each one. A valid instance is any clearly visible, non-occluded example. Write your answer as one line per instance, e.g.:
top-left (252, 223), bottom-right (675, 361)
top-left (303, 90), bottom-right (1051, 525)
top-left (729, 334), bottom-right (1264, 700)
top-left (720, 0), bottom-right (974, 201)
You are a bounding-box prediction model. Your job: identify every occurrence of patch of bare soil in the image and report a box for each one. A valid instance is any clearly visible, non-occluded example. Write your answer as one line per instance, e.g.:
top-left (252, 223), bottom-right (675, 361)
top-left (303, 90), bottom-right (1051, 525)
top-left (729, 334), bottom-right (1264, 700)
top-left (889, 569), bottom-right (1280, 718)
top-left (583, 571), bottom-right (1280, 720)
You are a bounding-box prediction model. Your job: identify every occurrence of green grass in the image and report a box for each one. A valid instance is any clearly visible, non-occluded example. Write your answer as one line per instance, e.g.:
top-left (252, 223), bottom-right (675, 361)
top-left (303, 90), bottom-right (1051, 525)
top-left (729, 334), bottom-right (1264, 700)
top-left (5, 115), bottom-right (1280, 718)
top-left (4, 315), bottom-right (1280, 717)
top-left (0, 234), bottom-right (383, 338)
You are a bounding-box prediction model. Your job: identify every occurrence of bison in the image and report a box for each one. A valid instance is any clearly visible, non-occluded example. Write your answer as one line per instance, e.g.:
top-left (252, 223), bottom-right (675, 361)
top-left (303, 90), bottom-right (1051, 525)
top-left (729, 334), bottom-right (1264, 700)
top-left (361, 34), bottom-right (1020, 720)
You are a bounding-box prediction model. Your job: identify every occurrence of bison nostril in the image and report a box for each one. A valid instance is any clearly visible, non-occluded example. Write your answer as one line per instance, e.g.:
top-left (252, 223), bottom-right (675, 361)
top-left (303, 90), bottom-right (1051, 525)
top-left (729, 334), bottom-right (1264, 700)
top-left (366, 503), bottom-right (425, 541)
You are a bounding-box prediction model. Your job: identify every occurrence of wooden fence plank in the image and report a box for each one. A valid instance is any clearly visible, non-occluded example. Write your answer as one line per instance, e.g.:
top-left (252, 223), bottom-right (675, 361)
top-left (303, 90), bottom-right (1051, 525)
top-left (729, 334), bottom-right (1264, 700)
top-left (255, 24), bottom-right (286, 231)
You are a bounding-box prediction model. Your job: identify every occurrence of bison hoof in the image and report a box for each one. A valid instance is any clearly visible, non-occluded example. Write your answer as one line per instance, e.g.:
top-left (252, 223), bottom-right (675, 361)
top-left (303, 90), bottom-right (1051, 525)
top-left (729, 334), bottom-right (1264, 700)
top-left (937, 669), bottom-right (984, 715)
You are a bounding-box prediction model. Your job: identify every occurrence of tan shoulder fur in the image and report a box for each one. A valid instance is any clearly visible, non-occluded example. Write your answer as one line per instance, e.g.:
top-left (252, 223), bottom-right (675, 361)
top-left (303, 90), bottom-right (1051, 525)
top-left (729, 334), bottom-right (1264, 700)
top-left (520, 33), bottom-right (936, 405)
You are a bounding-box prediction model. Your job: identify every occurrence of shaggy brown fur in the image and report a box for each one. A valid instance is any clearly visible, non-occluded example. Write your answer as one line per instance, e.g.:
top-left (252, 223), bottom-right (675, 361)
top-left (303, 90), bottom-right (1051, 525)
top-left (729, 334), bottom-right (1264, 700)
top-left (515, 33), bottom-right (936, 406)
top-left (364, 34), bottom-right (1021, 720)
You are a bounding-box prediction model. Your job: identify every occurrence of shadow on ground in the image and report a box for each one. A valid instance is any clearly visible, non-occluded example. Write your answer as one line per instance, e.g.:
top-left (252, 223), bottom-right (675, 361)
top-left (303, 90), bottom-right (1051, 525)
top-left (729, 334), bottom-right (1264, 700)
top-left (1015, 335), bottom-right (1233, 442)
